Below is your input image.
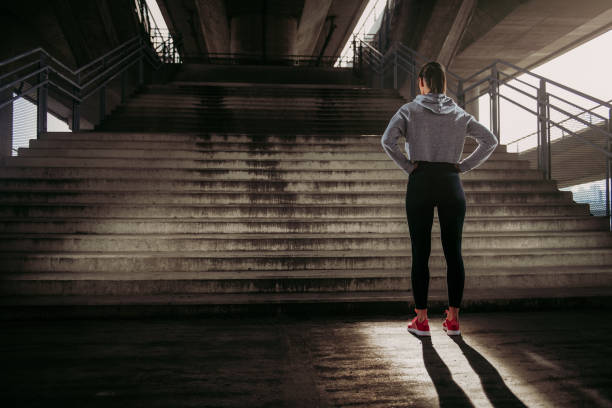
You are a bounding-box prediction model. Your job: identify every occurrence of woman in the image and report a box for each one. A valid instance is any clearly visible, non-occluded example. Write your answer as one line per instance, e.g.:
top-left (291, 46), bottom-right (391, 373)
top-left (381, 61), bottom-right (498, 337)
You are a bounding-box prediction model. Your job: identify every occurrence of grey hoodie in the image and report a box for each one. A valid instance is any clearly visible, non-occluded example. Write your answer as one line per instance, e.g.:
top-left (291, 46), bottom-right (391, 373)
top-left (380, 93), bottom-right (498, 175)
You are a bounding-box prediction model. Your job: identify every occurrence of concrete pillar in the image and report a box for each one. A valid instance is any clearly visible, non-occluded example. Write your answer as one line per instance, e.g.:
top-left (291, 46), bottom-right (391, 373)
top-left (230, 14), bottom-right (297, 57)
top-left (0, 89), bottom-right (13, 159)
top-left (266, 16), bottom-right (297, 56)
top-left (230, 14), bottom-right (263, 55)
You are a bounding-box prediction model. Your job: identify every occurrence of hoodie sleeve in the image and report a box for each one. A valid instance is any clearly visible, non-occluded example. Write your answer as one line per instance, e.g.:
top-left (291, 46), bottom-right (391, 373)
top-left (457, 115), bottom-right (499, 173)
top-left (380, 107), bottom-right (415, 176)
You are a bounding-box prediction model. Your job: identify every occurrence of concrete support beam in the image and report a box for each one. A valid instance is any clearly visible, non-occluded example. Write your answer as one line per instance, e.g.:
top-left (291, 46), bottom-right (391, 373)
top-left (158, 0), bottom-right (209, 57)
top-left (436, 0), bottom-right (476, 68)
top-left (295, 0), bottom-right (333, 56)
top-left (194, 0), bottom-right (230, 54)
top-left (416, 0), bottom-right (476, 65)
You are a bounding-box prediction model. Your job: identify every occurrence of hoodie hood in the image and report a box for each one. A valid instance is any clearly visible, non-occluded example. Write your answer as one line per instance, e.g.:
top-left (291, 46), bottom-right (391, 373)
top-left (414, 93), bottom-right (457, 114)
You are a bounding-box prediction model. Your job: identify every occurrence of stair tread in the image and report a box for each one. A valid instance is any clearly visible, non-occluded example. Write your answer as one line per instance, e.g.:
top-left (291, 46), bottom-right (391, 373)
top-left (0, 215), bottom-right (594, 222)
top-left (3, 286), bottom-right (612, 306)
top-left (4, 265), bottom-right (612, 280)
top-left (3, 247), bottom-right (611, 257)
top-left (1, 230), bottom-right (609, 238)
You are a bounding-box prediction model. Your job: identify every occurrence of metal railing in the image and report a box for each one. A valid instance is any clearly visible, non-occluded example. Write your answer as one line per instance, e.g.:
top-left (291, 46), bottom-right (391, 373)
top-left (0, 35), bottom-right (162, 139)
top-left (351, 36), bottom-right (612, 228)
top-left (135, 0), bottom-right (182, 64)
top-left (182, 52), bottom-right (353, 67)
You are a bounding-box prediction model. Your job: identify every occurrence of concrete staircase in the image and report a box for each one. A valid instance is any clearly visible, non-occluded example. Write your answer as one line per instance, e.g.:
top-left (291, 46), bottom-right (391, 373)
top-left (1, 64), bottom-right (612, 315)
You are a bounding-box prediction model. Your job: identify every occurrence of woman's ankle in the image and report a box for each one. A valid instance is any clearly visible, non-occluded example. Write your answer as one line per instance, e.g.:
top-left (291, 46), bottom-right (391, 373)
top-left (447, 307), bottom-right (460, 321)
top-left (415, 308), bottom-right (428, 322)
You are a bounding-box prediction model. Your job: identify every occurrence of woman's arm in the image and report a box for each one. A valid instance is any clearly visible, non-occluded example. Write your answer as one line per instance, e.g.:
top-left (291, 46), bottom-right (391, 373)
top-left (457, 115), bottom-right (499, 173)
top-left (380, 108), bottom-right (416, 176)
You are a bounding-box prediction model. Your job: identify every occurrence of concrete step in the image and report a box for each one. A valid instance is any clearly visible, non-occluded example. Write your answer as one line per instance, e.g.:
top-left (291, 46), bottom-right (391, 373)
top-left (34, 132), bottom-right (412, 145)
top-left (123, 98), bottom-right (404, 107)
top-left (2, 231), bottom-right (609, 252)
top-left (17, 147), bottom-right (519, 161)
top-left (0, 190), bottom-right (575, 205)
top-left (28, 139), bottom-right (501, 154)
top-left (107, 110), bottom-right (401, 120)
top-left (121, 102), bottom-right (403, 112)
top-left (144, 83), bottom-right (403, 95)
top-left (0, 178), bottom-right (561, 193)
top-left (3, 287), bottom-right (612, 313)
top-left (96, 120), bottom-right (391, 133)
top-left (3, 265), bottom-right (612, 296)
top-left (4, 157), bottom-right (529, 171)
top-left (35, 132), bottom-right (498, 151)
top-left (2, 248), bottom-right (612, 273)
top-left (0, 203), bottom-right (589, 219)
top-left (0, 166), bottom-right (541, 181)
top-left (0, 216), bottom-right (606, 234)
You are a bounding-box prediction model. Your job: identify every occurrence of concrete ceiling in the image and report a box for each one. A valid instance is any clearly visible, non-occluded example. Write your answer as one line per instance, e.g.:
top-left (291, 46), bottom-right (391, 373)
top-left (157, 0), bottom-right (368, 59)
top-left (384, 0), bottom-right (612, 81)
top-left (450, 0), bottom-right (612, 77)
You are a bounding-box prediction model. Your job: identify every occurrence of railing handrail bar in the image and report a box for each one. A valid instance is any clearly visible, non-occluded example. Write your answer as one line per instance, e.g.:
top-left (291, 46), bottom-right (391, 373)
top-left (75, 36), bottom-right (140, 74)
top-left (495, 59), bottom-right (612, 109)
top-left (461, 61), bottom-right (497, 84)
top-left (0, 47), bottom-right (43, 68)
top-left (547, 99), bottom-right (612, 140)
top-left (461, 76), bottom-right (491, 95)
top-left (81, 58), bottom-right (140, 100)
top-left (497, 70), bottom-right (539, 91)
top-left (80, 47), bottom-right (142, 92)
top-left (508, 120), bottom-right (608, 147)
top-left (0, 79), bottom-right (48, 110)
top-left (0, 60), bottom-right (40, 82)
top-left (46, 79), bottom-right (81, 101)
top-left (0, 66), bottom-right (47, 94)
top-left (79, 40), bottom-right (141, 81)
top-left (356, 38), bottom-right (383, 58)
top-left (547, 93), bottom-right (609, 122)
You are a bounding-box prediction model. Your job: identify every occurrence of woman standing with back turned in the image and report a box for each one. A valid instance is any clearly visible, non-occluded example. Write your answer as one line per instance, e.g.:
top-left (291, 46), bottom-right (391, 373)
top-left (381, 61), bottom-right (498, 337)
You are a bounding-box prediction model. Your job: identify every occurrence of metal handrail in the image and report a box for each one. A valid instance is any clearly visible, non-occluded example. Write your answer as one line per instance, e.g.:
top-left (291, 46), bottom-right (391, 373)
top-left (0, 34), bottom-right (162, 134)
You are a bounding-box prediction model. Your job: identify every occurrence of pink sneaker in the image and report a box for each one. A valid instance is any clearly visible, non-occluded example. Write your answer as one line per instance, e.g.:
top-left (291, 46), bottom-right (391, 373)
top-left (442, 309), bottom-right (461, 336)
top-left (407, 314), bottom-right (430, 336)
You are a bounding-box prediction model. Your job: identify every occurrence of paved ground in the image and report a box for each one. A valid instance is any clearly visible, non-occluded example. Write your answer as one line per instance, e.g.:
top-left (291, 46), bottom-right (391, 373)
top-left (2, 309), bottom-right (612, 407)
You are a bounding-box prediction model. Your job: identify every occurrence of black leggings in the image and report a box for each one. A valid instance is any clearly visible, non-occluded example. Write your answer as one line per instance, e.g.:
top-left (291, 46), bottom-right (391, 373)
top-left (405, 161), bottom-right (466, 309)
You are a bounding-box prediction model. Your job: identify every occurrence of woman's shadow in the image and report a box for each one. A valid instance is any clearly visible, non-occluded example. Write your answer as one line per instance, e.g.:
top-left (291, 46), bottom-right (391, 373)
top-left (450, 336), bottom-right (527, 407)
top-left (411, 333), bottom-right (528, 407)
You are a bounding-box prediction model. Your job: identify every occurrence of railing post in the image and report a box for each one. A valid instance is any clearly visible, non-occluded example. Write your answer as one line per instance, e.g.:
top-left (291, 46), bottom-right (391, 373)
top-left (379, 56), bottom-right (384, 89)
top-left (537, 79), bottom-right (550, 180)
top-left (489, 65), bottom-right (500, 139)
top-left (607, 108), bottom-right (611, 230)
top-left (36, 54), bottom-right (48, 138)
top-left (99, 59), bottom-right (106, 124)
top-left (121, 70), bottom-right (127, 103)
top-left (393, 46), bottom-right (398, 90)
top-left (72, 73), bottom-right (80, 131)
top-left (99, 85), bottom-right (106, 124)
top-left (352, 35), bottom-right (356, 71)
top-left (358, 42), bottom-right (362, 74)
top-left (138, 37), bottom-right (144, 86)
